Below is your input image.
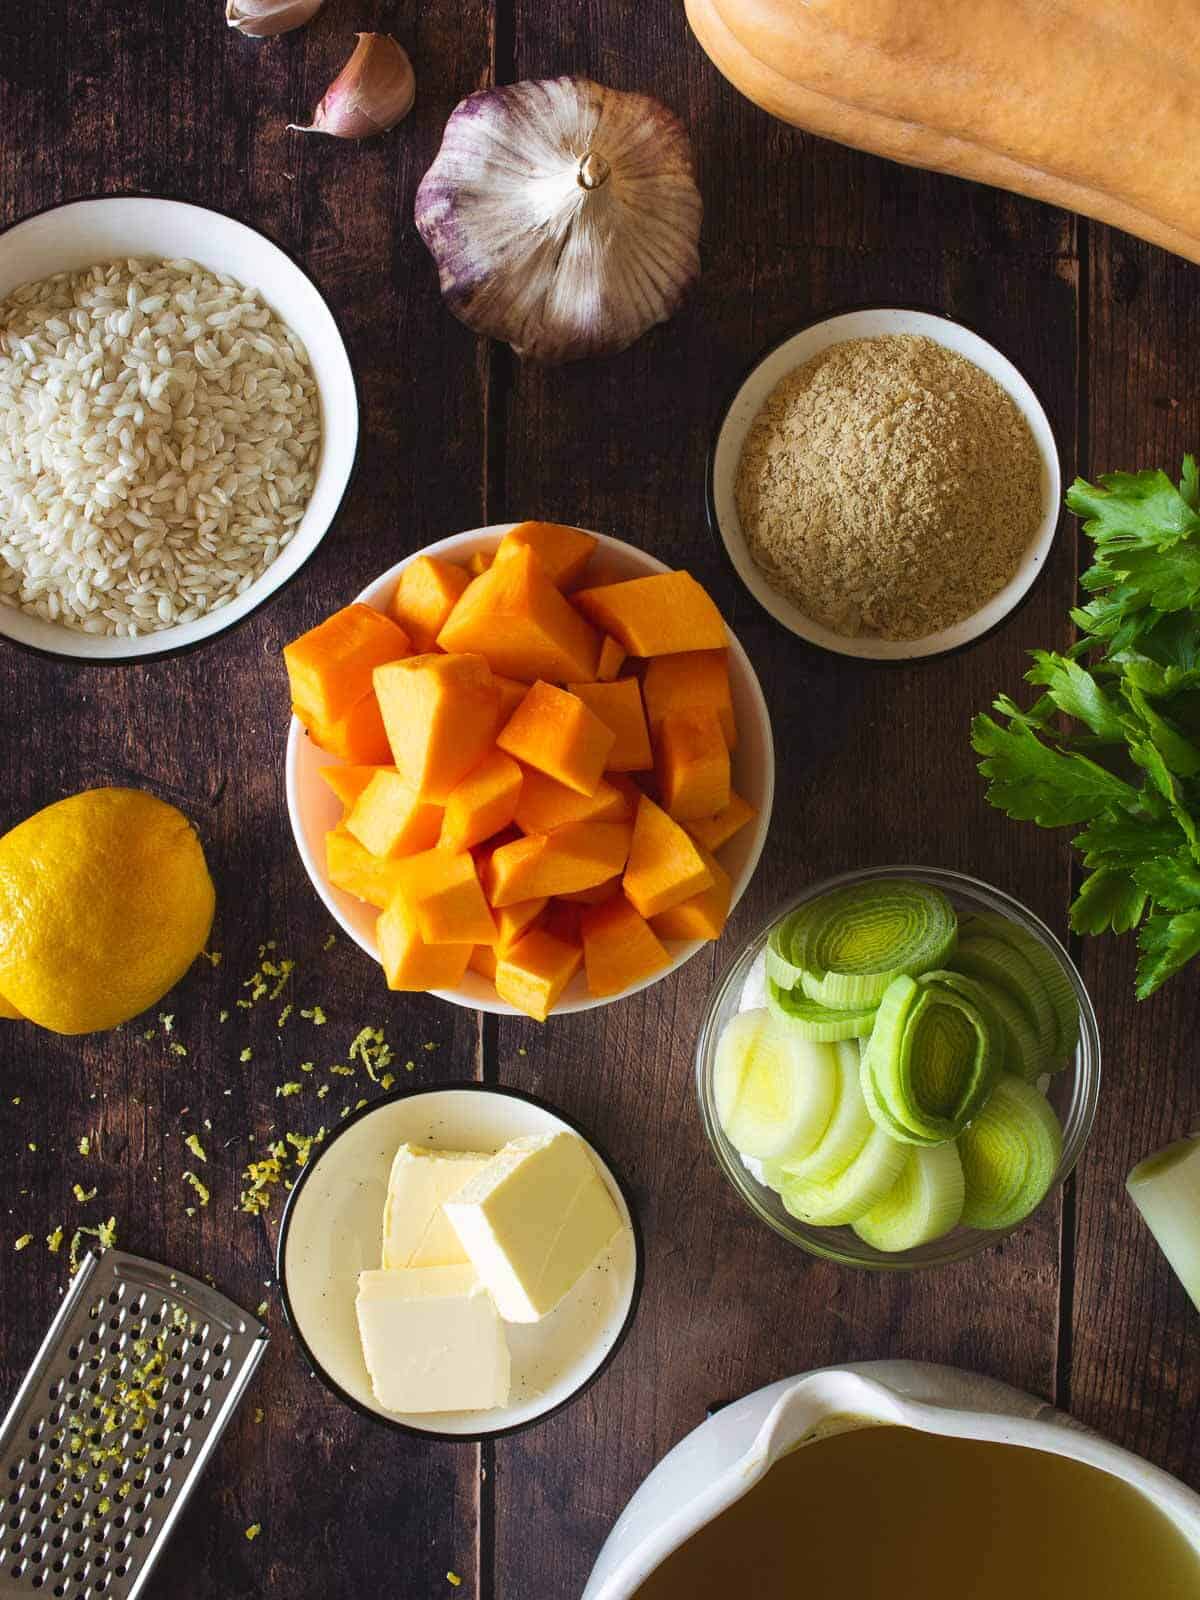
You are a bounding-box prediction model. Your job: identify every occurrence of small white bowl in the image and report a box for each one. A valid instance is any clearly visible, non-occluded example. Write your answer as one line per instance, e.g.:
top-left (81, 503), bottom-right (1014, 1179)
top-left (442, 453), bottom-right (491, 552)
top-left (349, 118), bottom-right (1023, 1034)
top-left (284, 524), bottom-right (775, 1016)
top-left (708, 307), bottom-right (1062, 661)
top-left (0, 196), bottom-right (358, 663)
top-left (276, 1085), bottom-right (642, 1439)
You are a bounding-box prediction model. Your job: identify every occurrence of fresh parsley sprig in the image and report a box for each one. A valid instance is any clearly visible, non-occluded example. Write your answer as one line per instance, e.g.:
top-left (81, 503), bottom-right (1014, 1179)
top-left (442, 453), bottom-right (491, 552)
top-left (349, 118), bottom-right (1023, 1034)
top-left (973, 456), bottom-right (1200, 997)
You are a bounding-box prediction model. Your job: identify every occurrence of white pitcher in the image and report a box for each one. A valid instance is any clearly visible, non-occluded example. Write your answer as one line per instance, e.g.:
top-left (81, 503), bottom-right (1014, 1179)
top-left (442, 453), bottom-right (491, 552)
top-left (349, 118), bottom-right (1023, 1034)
top-left (582, 1360), bottom-right (1200, 1600)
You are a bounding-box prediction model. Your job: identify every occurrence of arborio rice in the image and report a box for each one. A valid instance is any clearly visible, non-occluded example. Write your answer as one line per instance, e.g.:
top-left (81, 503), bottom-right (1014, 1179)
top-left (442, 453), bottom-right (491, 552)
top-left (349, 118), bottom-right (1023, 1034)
top-left (0, 257), bottom-right (321, 637)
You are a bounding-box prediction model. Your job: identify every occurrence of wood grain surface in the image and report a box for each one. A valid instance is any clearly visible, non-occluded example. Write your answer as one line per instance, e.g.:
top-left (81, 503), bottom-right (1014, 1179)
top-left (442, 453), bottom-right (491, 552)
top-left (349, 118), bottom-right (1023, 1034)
top-left (0, 4), bottom-right (1196, 1598)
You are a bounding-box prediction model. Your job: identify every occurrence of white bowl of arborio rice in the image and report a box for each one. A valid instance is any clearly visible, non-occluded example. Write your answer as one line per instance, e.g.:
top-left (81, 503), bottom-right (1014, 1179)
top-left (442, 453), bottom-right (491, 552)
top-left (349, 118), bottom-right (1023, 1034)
top-left (0, 196), bottom-right (357, 662)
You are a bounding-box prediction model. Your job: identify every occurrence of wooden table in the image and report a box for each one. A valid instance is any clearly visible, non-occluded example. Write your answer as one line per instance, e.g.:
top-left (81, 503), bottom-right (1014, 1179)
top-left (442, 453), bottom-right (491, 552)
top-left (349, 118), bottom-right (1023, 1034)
top-left (2, 4), bottom-right (1198, 1596)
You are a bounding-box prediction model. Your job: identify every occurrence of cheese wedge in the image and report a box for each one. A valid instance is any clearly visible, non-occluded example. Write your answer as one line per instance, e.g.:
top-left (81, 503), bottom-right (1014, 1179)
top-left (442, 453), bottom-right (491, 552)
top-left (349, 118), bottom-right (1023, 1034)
top-left (444, 1132), bottom-right (623, 1323)
top-left (355, 1266), bottom-right (510, 1414)
top-left (382, 1144), bottom-right (492, 1269)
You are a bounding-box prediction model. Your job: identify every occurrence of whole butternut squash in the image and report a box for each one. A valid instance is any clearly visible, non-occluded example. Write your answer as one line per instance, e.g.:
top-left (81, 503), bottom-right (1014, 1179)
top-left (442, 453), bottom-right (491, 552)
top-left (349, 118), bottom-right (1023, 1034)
top-left (685, 0), bottom-right (1200, 263)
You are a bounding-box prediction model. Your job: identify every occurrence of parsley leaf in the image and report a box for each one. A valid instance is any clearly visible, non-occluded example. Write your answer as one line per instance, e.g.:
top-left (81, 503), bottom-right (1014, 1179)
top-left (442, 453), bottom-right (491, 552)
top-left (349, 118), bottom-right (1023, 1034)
top-left (971, 715), bottom-right (1138, 827)
top-left (1067, 468), bottom-right (1200, 554)
top-left (1024, 651), bottom-right (1126, 741)
top-left (1136, 910), bottom-right (1200, 999)
top-left (978, 456), bottom-right (1200, 997)
top-left (1070, 868), bottom-right (1147, 935)
top-left (1122, 685), bottom-right (1200, 779)
top-left (1130, 853), bottom-right (1200, 910)
top-left (1072, 810), bottom-right (1186, 868)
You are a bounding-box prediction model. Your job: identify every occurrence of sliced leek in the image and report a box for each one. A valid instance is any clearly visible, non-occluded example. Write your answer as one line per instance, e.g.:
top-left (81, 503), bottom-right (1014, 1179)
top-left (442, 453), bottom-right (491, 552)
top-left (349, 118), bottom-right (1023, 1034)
top-left (1127, 1136), bottom-right (1200, 1312)
top-left (962, 911), bottom-right (1080, 1064)
top-left (958, 1075), bottom-right (1062, 1230)
top-left (951, 934), bottom-right (1057, 1069)
top-left (852, 1142), bottom-right (966, 1252)
top-left (768, 880), bottom-right (957, 1010)
top-left (924, 968), bottom-right (1042, 1083)
top-left (766, 979), bottom-right (876, 1041)
top-left (740, 889), bottom-right (1075, 1250)
top-left (714, 1008), bottom-right (838, 1163)
top-left (860, 975), bottom-right (998, 1146)
top-left (777, 1123), bottom-right (908, 1226)
top-left (764, 941), bottom-right (805, 991)
top-left (763, 1041), bottom-right (872, 1188)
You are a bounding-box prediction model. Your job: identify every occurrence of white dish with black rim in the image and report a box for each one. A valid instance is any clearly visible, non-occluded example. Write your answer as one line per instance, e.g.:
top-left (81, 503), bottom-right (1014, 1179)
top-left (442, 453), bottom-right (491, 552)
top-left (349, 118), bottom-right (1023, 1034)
top-left (276, 1084), bottom-right (642, 1440)
top-left (0, 195), bottom-right (358, 664)
top-left (707, 307), bottom-right (1062, 662)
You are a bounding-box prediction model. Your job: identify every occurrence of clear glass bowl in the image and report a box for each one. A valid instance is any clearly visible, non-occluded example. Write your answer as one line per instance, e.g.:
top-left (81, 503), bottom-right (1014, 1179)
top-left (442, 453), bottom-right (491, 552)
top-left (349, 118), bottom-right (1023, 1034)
top-left (695, 866), bottom-right (1101, 1271)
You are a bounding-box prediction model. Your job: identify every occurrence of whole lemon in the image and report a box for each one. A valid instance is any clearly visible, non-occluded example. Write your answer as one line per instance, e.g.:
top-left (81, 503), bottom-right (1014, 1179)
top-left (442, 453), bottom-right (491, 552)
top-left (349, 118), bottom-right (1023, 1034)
top-left (0, 787), bottom-right (215, 1034)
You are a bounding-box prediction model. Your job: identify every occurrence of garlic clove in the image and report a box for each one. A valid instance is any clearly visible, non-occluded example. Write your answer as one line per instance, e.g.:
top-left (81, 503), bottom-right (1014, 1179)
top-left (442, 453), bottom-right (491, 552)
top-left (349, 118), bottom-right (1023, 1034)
top-left (289, 33), bottom-right (416, 140)
top-left (414, 76), bottom-right (703, 364)
top-left (226, 0), bottom-right (324, 37)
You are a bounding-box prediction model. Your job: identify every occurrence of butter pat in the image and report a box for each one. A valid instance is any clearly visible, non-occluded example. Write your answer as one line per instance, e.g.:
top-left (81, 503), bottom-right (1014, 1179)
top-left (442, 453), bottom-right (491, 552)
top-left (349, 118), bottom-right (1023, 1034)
top-left (355, 1266), bottom-right (510, 1414)
top-left (444, 1131), bottom-right (623, 1323)
top-left (382, 1143), bottom-right (492, 1269)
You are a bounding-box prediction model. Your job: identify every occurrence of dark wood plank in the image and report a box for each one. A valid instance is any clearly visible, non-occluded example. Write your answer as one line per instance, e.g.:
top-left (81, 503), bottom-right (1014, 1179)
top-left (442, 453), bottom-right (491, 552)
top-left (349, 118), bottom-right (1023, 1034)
top-left (492, 6), bottom-right (1081, 1594)
top-left (0, 2), bottom-right (492, 1594)
top-left (1071, 232), bottom-right (1200, 1490)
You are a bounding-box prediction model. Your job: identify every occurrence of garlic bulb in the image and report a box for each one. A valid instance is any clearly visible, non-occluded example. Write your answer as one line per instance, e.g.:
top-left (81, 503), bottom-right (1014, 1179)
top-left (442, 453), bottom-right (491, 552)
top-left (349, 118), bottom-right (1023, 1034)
top-left (226, 0), bottom-right (323, 37)
top-left (414, 76), bottom-right (702, 364)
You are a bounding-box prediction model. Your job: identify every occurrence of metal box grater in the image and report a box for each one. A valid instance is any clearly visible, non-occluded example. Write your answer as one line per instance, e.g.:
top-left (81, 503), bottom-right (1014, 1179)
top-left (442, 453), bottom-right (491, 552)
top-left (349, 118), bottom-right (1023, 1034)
top-left (0, 1251), bottom-right (267, 1599)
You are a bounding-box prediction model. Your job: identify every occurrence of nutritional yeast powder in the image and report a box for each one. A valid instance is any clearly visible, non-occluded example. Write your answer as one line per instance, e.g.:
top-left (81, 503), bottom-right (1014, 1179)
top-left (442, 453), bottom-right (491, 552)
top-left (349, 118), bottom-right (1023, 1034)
top-left (734, 334), bottom-right (1044, 640)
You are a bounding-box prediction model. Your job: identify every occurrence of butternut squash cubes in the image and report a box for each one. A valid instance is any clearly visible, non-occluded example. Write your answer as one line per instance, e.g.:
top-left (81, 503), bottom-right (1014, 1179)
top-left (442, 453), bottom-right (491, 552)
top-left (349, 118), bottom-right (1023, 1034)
top-left (286, 521), bottom-right (758, 1019)
top-left (346, 771), bottom-right (443, 859)
top-left (655, 707), bottom-right (731, 821)
top-left (643, 649), bottom-right (738, 750)
top-left (326, 827), bottom-right (405, 910)
top-left (513, 771), bottom-right (634, 834)
top-left (650, 848), bottom-right (733, 943)
top-left (684, 791), bottom-right (757, 853)
top-left (285, 603), bottom-right (411, 729)
top-left (437, 545), bottom-right (600, 682)
top-left (497, 682), bottom-right (615, 795)
top-left (581, 896), bottom-right (671, 997)
top-left (574, 572), bottom-right (727, 656)
top-left (623, 795), bottom-right (715, 919)
top-left (374, 653), bottom-right (499, 804)
top-left (440, 751), bottom-right (523, 852)
top-left (494, 520), bottom-right (597, 589)
top-left (597, 635), bottom-right (627, 681)
top-left (378, 894), bottom-right (474, 992)
top-left (567, 678), bottom-right (652, 773)
top-left (495, 928), bottom-right (583, 1022)
top-left (483, 822), bottom-right (632, 906)
top-left (386, 555), bottom-right (472, 652)
top-left (391, 849), bottom-right (497, 946)
top-left (317, 763), bottom-right (388, 811)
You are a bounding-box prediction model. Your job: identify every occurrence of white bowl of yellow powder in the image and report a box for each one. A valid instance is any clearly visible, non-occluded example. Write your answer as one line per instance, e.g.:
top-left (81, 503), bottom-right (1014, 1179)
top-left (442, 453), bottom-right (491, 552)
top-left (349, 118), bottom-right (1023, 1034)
top-left (709, 308), bottom-right (1060, 660)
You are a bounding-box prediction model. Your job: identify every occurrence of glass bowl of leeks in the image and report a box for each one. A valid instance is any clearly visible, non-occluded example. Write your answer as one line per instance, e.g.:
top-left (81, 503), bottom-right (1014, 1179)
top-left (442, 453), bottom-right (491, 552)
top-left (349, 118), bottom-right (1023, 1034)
top-left (695, 866), bottom-right (1100, 1270)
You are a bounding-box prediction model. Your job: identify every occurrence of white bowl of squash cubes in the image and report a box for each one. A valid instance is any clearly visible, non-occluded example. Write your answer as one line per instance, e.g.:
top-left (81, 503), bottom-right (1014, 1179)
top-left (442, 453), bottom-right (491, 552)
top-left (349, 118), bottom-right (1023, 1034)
top-left (284, 522), bottom-right (774, 1019)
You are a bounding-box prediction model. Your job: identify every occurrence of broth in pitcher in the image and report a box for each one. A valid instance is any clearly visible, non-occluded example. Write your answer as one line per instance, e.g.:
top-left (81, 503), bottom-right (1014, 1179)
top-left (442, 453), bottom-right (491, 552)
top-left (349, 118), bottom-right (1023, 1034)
top-left (633, 1424), bottom-right (1199, 1598)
